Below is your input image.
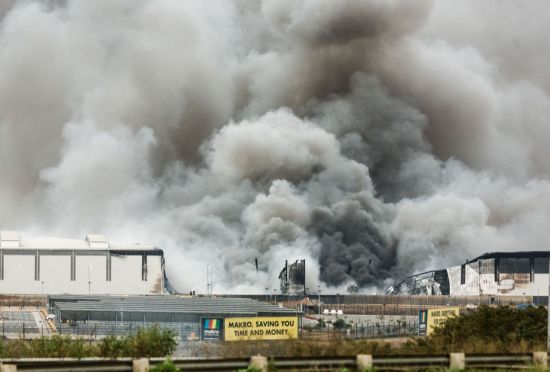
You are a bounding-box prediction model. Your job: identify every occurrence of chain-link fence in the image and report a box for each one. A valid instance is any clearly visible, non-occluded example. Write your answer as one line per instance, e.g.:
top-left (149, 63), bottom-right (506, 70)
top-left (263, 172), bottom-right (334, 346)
top-left (301, 319), bottom-right (419, 340)
top-left (58, 321), bottom-right (200, 341)
top-left (0, 294), bottom-right (47, 309)
top-left (302, 294), bottom-right (535, 316)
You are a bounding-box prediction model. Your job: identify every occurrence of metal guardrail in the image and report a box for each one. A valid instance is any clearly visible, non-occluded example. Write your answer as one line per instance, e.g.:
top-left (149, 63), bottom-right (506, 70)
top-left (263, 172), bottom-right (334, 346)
top-left (0, 353), bottom-right (545, 371)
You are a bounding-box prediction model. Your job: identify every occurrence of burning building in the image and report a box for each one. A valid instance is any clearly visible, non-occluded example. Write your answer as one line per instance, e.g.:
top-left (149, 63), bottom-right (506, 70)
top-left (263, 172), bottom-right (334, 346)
top-left (386, 269), bottom-right (450, 296)
top-left (387, 251), bottom-right (550, 299)
top-left (279, 259), bottom-right (306, 295)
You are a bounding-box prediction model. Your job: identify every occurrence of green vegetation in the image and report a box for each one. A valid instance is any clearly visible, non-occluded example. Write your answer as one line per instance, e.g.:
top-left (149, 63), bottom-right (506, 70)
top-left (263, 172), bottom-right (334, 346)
top-left (332, 318), bottom-right (349, 330)
top-left (0, 326), bottom-right (177, 358)
top-left (316, 318), bottom-right (326, 329)
top-left (0, 306), bottom-right (545, 360)
top-left (237, 367), bottom-right (263, 372)
top-left (208, 305), bottom-right (548, 357)
top-left (150, 358), bottom-right (180, 372)
top-left (405, 305), bottom-right (547, 353)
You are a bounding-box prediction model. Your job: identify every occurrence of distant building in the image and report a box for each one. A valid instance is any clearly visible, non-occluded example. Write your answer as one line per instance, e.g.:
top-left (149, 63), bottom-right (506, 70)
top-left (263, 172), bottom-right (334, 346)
top-left (0, 231), bottom-right (165, 295)
top-left (386, 269), bottom-right (449, 296)
top-left (387, 251), bottom-right (549, 300)
top-left (279, 259), bottom-right (305, 295)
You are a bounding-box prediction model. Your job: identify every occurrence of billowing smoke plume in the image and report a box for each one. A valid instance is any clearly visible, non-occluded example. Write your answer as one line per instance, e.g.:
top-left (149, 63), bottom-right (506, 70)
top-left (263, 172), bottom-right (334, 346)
top-left (1, 0), bottom-right (550, 293)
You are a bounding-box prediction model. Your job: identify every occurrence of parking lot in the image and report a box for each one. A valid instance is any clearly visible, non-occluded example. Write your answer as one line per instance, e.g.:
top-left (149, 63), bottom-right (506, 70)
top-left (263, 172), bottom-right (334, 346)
top-left (0, 310), bottom-right (47, 338)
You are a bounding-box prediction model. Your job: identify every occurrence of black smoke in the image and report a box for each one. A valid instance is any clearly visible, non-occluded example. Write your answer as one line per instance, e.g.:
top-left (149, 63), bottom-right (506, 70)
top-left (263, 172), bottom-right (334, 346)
top-left (1, 0), bottom-right (550, 293)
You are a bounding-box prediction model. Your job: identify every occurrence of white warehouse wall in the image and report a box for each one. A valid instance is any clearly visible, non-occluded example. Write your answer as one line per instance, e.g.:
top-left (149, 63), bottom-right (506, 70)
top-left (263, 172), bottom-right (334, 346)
top-left (0, 233), bottom-right (166, 295)
top-left (75, 255), bottom-right (108, 294)
top-left (448, 258), bottom-right (550, 297)
top-left (41, 255), bottom-right (71, 294)
top-left (0, 250), bottom-right (165, 295)
top-left (3, 255), bottom-right (37, 293)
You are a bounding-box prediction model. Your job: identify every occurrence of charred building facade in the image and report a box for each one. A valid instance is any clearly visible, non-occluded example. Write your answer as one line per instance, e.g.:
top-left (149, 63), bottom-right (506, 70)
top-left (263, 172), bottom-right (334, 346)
top-left (279, 259), bottom-right (305, 295)
top-left (386, 269), bottom-right (449, 296)
top-left (388, 251), bottom-right (550, 298)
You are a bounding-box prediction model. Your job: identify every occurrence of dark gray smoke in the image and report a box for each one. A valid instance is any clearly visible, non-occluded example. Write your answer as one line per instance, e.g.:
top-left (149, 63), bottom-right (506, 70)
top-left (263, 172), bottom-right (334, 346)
top-left (1, 0), bottom-right (550, 293)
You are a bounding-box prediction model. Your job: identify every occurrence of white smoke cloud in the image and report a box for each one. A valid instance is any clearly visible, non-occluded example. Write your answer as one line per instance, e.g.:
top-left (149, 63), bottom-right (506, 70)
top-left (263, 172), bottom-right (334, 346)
top-left (1, 0), bottom-right (549, 293)
top-left (209, 109), bottom-right (340, 183)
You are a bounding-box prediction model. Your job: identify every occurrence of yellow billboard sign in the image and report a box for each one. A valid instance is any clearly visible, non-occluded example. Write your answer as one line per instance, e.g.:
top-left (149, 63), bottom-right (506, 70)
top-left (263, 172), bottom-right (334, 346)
top-left (427, 307), bottom-right (459, 335)
top-left (224, 316), bottom-right (298, 341)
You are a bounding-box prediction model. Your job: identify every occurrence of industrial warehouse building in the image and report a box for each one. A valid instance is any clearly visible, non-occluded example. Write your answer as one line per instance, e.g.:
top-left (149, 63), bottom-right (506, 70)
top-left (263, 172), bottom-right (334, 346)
top-left (49, 295), bottom-right (301, 341)
top-left (279, 259), bottom-right (306, 295)
top-left (0, 231), bottom-right (165, 295)
top-left (388, 251), bottom-right (550, 302)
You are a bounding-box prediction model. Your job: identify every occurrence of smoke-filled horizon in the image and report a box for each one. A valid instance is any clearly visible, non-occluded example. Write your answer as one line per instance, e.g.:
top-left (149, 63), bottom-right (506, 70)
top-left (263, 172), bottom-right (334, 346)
top-left (1, 0), bottom-right (549, 293)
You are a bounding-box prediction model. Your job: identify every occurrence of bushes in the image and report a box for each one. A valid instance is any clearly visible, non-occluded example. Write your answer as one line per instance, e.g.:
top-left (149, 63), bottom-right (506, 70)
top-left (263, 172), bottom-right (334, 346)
top-left (332, 319), bottom-right (348, 330)
top-left (0, 326), bottom-right (177, 358)
top-left (151, 358), bottom-right (180, 372)
top-left (401, 305), bottom-right (547, 354)
top-left (98, 327), bottom-right (177, 358)
top-left (428, 305), bottom-right (547, 352)
top-left (131, 326), bottom-right (178, 357)
top-left (2, 336), bottom-right (92, 358)
top-left (316, 319), bottom-right (326, 329)
top-left (210, 306), bottom-right (549, 357)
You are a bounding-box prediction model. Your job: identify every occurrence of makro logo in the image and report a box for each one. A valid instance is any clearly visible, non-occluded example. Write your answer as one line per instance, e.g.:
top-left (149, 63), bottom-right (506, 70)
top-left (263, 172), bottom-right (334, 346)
top-left (203, 319), bottom-right (221, 330)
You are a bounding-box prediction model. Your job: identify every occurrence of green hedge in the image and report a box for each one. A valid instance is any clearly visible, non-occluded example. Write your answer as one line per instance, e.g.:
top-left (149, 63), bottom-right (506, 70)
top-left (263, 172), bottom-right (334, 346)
top-left (403, 305), bottom-right (547, 353)
top-left (211, 305), bottom-right (549, 357)
top-left (0, 326), bottom-right (177, 358)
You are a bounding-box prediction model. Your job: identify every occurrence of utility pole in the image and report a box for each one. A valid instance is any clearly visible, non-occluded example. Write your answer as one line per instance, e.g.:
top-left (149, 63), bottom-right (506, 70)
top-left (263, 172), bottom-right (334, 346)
top-left (206, 264), bottom-right (213, 296)
top-left (318, 285), bottom-right (321, 315)
top-left (87, 265), bottom-right (92, 295)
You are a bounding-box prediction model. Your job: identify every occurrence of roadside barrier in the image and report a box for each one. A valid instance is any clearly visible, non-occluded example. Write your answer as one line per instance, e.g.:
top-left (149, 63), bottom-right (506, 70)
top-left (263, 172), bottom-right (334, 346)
top-left (0, 352), bottom-right (548, 371)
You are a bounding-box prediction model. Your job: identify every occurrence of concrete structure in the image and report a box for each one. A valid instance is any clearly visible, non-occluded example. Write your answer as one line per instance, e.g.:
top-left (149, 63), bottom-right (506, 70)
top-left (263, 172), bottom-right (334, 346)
top-left (388, 251), bottom-right (550, 302)
top-left (0, 231), bottom-right (165, 295)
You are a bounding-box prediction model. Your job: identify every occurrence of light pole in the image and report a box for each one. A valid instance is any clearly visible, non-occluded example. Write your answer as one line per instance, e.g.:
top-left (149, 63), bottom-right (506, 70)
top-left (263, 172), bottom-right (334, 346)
top-left (87, 265), bottom-right (92, 294)
top-left (206, 264), bottom-right (212, 296)
top-left (265, 287), bottom-right (269, 303)
top-left (273, 289), bottom-right (277, 304)
top-left (318, 285), bottom-right (322, 315)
